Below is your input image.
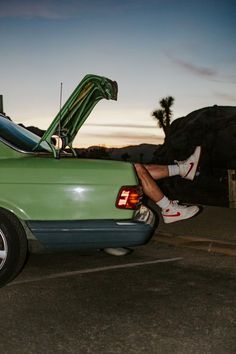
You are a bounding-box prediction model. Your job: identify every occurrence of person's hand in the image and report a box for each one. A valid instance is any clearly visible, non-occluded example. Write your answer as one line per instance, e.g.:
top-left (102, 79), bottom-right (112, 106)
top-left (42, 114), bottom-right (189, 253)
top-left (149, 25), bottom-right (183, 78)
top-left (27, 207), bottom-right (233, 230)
top-left (134, 164), bottom-right (163, 202)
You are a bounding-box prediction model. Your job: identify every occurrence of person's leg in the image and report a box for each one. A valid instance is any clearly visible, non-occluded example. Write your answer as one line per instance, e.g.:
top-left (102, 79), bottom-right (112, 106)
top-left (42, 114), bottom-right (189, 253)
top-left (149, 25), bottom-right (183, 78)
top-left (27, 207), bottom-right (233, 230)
top-left (144, 164), bottom-right (169, 180)
top-left (135, 164), bottom-right (165, 201)
top-left (135, 163), bottom-right (200, 224)
top-left (144, 146), bottom-right (201, 181)
top-left (103, 147), bottom-right (201, 255)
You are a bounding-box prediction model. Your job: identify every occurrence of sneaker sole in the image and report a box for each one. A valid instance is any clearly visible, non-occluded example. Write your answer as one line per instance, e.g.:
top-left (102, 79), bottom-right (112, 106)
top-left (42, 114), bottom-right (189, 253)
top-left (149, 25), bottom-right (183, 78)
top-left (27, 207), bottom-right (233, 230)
top-left (163, 206), bottom-right (202, 224)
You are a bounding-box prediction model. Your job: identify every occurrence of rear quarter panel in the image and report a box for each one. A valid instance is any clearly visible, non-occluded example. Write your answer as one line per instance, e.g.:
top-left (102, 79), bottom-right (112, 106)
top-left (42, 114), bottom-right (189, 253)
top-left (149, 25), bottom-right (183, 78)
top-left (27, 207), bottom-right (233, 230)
top-left (0, 156), bottom-right (138, 221)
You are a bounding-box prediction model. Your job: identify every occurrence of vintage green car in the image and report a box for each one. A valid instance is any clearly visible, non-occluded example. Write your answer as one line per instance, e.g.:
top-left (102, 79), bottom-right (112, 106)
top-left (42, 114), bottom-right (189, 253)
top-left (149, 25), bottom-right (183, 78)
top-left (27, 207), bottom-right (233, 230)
top-left (0, 74), bottom-right (157, 286)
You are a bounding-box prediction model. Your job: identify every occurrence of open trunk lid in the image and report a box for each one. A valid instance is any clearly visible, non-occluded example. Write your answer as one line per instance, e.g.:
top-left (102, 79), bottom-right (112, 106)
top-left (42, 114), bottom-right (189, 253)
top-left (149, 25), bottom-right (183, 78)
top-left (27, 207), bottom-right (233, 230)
top-left (34, 74), bottom-right (117, 153)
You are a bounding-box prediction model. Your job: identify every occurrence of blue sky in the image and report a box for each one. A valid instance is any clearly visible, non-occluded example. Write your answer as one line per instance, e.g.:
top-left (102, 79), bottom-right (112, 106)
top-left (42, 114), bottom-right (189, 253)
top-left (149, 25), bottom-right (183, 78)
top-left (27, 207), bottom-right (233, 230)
top-left (1, 0), bottom-right (235, 147)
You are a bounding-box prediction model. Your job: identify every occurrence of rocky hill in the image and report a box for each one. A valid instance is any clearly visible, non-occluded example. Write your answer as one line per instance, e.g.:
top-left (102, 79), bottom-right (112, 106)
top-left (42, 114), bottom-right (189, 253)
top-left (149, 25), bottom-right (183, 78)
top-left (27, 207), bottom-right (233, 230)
top-left (148, 105), bottom-right (236, 207)
top-left (154, 105), bottom-right (236, 169)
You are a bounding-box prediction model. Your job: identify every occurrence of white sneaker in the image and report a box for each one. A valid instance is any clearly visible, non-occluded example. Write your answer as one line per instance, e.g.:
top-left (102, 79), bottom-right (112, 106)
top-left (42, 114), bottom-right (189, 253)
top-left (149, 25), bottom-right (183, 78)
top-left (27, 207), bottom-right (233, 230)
top-left (177, 146), bottom-right (201, 180)
top-left (162, 200), bottom-right (200, 224)
top-left (103, 248), bottom-right (132, 256)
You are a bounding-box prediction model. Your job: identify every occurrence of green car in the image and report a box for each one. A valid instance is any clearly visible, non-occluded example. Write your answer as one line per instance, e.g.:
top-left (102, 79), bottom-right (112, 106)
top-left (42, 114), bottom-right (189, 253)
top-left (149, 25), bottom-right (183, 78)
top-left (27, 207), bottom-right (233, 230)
top-left (0, 74), bottom-right (157, 287)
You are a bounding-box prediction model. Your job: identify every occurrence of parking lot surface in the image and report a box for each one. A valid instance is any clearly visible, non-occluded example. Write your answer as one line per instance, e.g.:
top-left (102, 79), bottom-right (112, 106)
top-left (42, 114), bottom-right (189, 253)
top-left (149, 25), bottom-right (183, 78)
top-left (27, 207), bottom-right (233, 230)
top-left (1, 242), bottom-right (236, 354)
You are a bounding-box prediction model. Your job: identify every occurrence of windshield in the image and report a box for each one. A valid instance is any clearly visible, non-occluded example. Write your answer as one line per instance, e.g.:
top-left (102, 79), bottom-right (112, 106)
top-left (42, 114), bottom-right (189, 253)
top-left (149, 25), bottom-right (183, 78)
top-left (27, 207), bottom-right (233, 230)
top-left (0, 115), bottom-right (51, 153)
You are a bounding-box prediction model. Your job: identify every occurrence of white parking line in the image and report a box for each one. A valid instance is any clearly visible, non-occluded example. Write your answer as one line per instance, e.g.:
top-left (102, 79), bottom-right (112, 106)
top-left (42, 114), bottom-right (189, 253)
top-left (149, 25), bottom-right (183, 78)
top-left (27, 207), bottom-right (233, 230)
top-left (9, 257), bottom-right (182, 286)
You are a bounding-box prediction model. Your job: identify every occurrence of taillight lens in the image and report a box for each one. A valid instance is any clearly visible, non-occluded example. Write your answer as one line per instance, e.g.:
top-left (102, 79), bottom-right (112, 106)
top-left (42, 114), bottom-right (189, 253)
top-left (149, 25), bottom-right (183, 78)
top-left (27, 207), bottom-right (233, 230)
top-left (116, 186), bottom-right (143, 209)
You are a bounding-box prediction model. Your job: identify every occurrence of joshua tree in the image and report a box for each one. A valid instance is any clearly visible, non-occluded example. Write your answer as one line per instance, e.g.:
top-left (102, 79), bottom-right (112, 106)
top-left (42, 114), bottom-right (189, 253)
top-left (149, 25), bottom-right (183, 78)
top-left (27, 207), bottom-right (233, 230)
top-left (152, 96), bottom-right (174, 136)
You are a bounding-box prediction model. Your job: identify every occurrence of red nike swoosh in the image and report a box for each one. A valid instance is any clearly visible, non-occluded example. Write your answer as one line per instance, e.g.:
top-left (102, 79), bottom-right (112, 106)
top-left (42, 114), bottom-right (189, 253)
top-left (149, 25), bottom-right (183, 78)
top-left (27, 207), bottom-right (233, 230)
top-left (184, 162), bottom-right (194, 177)
top-left (162, 212), bottom-right (181, 217)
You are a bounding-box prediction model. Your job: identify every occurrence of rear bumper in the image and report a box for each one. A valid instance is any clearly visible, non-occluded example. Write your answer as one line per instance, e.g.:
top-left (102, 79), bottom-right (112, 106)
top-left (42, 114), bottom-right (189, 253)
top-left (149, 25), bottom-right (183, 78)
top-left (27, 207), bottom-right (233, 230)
top-left (27, 205), bottom-right (158, 252)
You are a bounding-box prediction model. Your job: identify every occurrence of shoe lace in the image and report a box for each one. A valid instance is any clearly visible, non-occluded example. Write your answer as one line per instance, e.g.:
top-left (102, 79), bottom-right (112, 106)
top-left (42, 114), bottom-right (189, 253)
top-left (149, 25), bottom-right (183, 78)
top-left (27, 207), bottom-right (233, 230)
top-left (171, 200), bottom-right (187, 209)
top-left (174, 159), bottom-right (185, 166)
top-left (174, 160), bottom-right (179, 166)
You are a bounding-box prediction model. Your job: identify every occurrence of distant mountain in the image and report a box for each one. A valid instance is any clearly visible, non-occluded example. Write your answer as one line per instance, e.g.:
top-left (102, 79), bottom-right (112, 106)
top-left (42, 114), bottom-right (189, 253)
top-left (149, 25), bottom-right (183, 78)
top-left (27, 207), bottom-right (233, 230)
top-left (74, 143), bottom-right (162, 164)
top-left (108, 143), bottom-right (161, 163)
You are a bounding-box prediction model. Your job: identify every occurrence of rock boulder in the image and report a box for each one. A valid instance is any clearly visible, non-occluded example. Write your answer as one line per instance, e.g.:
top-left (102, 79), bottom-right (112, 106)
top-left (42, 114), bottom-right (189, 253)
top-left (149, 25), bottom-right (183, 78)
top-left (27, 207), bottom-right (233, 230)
top-left (153, 105), bottom-right (236, 170)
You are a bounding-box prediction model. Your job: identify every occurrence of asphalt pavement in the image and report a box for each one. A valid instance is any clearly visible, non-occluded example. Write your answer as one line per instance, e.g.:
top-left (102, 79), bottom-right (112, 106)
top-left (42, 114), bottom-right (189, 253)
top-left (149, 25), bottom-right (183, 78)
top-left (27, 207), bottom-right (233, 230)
top-left (1, 242), bottom-right (235, 354)
top-left (151, 204), bottom-right (236, 257)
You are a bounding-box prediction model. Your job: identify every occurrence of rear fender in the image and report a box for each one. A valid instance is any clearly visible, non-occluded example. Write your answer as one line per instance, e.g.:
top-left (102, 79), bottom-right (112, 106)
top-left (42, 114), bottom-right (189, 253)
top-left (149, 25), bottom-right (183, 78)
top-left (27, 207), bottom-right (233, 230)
top-left (0, 200), bottom-right (29, 220)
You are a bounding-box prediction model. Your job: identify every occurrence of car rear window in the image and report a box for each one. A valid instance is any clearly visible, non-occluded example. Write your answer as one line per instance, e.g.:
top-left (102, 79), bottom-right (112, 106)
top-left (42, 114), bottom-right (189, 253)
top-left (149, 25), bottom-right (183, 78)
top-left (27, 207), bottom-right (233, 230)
top-left (0, 115), bottom-right (51, 153)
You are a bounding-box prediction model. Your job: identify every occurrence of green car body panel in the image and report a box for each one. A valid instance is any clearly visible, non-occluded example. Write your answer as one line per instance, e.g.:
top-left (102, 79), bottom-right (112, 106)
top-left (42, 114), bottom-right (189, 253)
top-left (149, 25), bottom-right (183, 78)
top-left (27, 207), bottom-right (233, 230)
top-left (0, 74), bottom-right (157, 286)
top-left (0, 155), bottom-right (136, 220)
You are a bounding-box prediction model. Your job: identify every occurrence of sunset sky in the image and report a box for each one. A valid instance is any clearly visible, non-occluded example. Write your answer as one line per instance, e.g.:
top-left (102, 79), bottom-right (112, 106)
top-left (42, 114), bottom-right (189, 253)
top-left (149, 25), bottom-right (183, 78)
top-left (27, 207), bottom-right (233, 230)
top-left (0, 0), bottom-right (235, 147)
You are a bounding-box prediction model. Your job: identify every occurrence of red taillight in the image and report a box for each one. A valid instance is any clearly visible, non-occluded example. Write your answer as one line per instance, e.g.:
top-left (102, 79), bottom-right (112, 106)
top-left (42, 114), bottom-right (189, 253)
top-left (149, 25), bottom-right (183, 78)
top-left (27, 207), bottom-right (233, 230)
top-left (116, 186), bottom-right (143, 209)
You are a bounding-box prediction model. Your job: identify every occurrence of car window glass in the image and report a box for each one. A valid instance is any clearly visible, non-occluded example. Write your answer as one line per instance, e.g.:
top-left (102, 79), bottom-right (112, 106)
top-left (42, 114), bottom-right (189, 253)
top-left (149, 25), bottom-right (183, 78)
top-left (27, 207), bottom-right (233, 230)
top-left (0, 115), bottom-right (51, 152)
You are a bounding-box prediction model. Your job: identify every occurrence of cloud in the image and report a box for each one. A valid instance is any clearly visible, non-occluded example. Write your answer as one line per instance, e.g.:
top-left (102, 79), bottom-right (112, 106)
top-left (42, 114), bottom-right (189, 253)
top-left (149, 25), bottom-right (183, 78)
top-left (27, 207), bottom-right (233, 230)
top-left (86, 123), bottom-right (155, 129)
top-left (0, 0), bottom-right (157, 19)
top-left (0, 0), bottom-right (79, 19)
top-left (166, 52), bottom-right (236, 84)
top-left (213, 76), bottom-right (236, 85)
top-left (75, 131), bottom-right (164, 148)
top-left (81, 130), bottom-right (160, 140)
top-left (213, 91), bottom-right (236, 102)
top-left (167, 53), bottom-right (218, 79)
